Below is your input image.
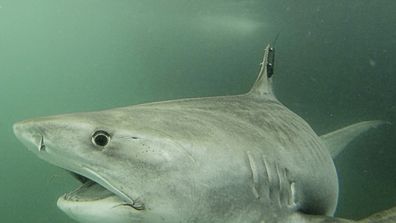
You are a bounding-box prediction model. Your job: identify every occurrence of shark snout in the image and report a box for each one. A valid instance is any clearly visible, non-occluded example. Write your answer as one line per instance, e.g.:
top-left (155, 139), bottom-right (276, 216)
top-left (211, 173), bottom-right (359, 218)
top-left (13, 120), bottom-right (48, 152)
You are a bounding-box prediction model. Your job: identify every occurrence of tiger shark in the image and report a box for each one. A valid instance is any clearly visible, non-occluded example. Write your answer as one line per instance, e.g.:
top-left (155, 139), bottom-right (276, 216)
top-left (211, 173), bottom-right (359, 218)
top-left (13, 45), bottom-right (395, 223)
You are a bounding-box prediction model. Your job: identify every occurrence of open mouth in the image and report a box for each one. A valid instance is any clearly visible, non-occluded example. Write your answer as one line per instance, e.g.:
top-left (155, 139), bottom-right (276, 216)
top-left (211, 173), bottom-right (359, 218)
top-left (60, 171), bottom-right (145, 211)
top-left (63, 172), bottom-right (115, 202)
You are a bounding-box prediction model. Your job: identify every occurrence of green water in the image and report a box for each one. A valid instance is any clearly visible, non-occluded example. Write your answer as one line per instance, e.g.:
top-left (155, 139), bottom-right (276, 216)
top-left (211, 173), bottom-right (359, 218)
top-left (1, 1), bottom-right (395, 222)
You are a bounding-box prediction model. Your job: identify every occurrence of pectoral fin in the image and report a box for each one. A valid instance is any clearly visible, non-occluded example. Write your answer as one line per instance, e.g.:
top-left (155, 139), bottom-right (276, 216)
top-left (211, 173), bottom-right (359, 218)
top-left (320, 120), bottom-right (389, 159)
top-left (358, 206), bottom-right (396, 223)
top-left (286, 206), bottom-right (396, 223)
top-left (286, 212), bottom-right (354, 222)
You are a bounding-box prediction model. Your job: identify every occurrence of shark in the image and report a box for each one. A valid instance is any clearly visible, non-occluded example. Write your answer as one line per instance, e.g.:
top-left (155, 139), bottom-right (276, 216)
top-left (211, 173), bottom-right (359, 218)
top-left (13, 45), bottom-right (395, 223)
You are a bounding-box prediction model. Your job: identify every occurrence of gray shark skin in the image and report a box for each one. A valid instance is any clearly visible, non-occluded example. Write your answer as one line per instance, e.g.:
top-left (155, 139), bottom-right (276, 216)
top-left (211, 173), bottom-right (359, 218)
top-left (13, 45), bottom-right (395, 223)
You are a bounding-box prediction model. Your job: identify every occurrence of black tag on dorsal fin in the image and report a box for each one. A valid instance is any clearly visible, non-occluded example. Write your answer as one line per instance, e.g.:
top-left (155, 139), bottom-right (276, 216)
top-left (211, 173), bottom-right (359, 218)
top-left (266, 47), bottom-right (275, 78)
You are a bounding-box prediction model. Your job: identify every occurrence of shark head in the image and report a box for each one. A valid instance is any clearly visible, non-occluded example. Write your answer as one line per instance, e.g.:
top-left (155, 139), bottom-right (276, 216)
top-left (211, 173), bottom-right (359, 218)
top-left (13, 108), bottom-right (201, 222)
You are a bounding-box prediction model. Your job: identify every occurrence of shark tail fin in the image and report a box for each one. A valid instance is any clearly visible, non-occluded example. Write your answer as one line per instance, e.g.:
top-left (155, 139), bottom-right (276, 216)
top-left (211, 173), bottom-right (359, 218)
top-left (320, 120), bottom-right (390, 159)
top-left (358, 206), bottom-right (396, 223)
top-left (248, 44), bottom-right (275, 97)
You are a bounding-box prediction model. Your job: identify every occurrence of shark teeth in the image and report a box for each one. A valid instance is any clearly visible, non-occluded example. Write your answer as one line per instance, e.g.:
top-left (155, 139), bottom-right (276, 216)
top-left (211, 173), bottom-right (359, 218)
top-left (82, 167), bottom-right (145, 210)
top-left (65, 170), bottom-right (145, 210)
top-left (63, 180), bottom-right (113, 202)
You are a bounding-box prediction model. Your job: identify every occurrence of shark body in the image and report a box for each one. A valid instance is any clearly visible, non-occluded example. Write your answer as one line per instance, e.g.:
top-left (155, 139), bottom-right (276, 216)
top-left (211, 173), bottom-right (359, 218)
top-left (13, 45), bottom-right (395, 222)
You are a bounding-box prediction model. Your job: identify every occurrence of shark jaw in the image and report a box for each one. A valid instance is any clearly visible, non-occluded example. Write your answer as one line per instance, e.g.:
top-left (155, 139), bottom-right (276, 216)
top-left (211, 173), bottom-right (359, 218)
top-left (12, 120), bottom-right (143, 222)
top-left (57, 176), bottom-right (142, 223)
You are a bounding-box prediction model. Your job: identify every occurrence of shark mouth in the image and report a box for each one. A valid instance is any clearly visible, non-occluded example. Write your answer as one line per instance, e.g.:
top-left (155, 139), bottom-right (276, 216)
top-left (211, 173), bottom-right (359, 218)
top-left (61, 170), bottom-right (145, 211)
top-left (63, 172), bottom-right (115, 202)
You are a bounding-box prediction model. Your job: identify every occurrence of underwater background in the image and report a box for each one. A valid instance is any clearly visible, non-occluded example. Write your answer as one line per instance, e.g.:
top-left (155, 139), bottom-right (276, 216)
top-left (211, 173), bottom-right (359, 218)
top-left (1, 0), bottom-right (395, 222)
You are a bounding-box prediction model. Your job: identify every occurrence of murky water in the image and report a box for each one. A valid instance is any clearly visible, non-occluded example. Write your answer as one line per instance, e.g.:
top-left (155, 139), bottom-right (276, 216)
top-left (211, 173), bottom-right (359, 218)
top-left (1, 1), bottom-right (395, 222)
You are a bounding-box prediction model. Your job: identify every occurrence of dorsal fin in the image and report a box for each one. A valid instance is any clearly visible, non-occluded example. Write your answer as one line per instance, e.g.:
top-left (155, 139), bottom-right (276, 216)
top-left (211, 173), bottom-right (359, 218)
top-left (248, 44), bottom-right (275, 97)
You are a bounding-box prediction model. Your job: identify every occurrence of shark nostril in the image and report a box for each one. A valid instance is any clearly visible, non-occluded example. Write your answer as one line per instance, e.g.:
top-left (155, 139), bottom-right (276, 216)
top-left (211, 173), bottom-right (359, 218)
top-left (13, 119), bottom-right (49, 153)
top-left (38, 135), bottom-right (46, 152)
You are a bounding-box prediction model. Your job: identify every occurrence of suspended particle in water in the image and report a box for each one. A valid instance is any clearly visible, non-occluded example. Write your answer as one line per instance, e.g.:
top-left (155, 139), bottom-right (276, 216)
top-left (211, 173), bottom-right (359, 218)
top-left (369, 58), bottom-right (376, 67)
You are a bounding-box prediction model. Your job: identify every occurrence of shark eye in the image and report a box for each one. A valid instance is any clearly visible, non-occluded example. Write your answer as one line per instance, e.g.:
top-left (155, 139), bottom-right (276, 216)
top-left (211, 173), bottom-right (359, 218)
top-left (92, 130), bottom-right (111, 147)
